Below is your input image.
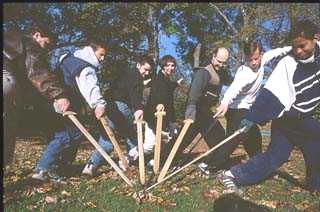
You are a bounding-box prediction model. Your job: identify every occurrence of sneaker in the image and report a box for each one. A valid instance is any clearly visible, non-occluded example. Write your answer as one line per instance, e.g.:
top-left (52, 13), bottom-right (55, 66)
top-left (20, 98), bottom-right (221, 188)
top-left (32, 170), bottom-right (48, 181)
top-left (48, 171), bottom-right (65, 183)
top-left (82, 163), bottom-right (96, 176)
top-left (216, 170), bottom-right (243, 195)
top-left (146, 159), bottom-right (154, 174)
top-left (198, 162), bottom-right (210, 175)
top-left (32, 169), bottom-right (64, 183)
top-left (128, 147), bottom-right (139, 161)
top-left (118, 156), bottom-right (129, 171)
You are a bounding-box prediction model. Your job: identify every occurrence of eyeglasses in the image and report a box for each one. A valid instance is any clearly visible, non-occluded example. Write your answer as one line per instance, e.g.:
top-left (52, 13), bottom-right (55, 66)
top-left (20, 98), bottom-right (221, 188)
top-left (214, 57), bottom-right (227, 65)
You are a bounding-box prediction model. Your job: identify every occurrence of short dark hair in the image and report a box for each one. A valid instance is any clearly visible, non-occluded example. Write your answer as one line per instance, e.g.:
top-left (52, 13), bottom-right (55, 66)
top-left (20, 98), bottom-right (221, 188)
top-left (243, 40), bottom-right (263, 57)
top-left (89, 40), bottom-right (108, 51)
top-left (159, 55), bottom-right (176, 69)
top-left (26, 22), bottom-right (46, 36)
top-left (25, 22), bottom-right (57, 47)
top-left (137, 54), bottom-right (155, 69)
top-left (289, 19), bottom-right (318, 41)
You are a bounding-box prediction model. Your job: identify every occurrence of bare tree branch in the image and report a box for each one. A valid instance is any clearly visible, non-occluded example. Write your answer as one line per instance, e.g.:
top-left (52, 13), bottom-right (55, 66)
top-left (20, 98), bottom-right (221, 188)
top-left (209, 3), bottom-right (238, 35)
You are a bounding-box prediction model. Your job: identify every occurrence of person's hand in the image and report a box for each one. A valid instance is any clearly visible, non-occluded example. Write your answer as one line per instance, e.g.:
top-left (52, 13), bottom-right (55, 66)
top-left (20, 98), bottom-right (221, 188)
top-left (177, 78), bottom-right (184, 85)
top-left (54, 98), bottom-right (70, 114)
top-left (214, 103), bottom-right (228, 118)
top-left (95, 105), bottom-right (106, 119)
top-left (239, 118), bottom-right (254, 133)
top-left (134, 109), bottom-right (144, 121)
top-left (156, 104), bottom-right (164, 111)
top-left (185, 104), bottom-right (196, 121)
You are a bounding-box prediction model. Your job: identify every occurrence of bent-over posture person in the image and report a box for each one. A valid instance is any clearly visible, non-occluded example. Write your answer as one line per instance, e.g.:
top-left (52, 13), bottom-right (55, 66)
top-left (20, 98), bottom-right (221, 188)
top-left (3, 23), bottom-right (70, 167)
top-left (214, 39), bottom-right (292, 161)
top-left (84, 55), bottom-right (155, 174)
top-left (218, 19), bottom-right (320, 194)
top-left (33, 40), bottom-right (108, 180)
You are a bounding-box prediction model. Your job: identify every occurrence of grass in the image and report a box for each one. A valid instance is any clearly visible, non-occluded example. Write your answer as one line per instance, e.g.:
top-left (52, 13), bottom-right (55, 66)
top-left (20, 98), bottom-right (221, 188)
top-left (3, 122), bottom-right (320, 211)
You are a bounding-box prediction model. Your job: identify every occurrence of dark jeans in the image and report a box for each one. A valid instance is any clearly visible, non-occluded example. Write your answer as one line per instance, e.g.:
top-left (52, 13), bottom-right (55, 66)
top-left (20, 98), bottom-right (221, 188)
top-left (230, 116), bottom-right (320, 191)
top-left (176, 109), bottom-right (226, 167)
top-left (224, 108), bottom-right (262, 158)
top-left (3, 69), bottom-right (17, 166)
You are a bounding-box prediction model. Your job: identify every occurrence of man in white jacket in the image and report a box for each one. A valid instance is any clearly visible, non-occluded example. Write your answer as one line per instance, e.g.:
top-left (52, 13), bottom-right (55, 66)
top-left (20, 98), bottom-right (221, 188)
top-left (217, 19), bottom-right (320, 194)
top-left (214, 40), bottom-right (291, 161)
top-left (32, 40), bottom-right (108, 181)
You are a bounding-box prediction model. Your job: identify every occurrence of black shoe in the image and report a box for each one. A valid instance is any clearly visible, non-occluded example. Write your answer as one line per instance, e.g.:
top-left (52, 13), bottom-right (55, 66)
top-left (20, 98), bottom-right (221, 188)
top-left (216, 170), bottom-right (243, 195)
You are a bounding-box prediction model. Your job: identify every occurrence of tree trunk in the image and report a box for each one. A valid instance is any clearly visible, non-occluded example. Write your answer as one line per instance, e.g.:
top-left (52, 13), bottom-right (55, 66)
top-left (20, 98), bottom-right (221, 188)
top-left (193, 43), bottom-right (202, 68)
top-left (147, 4), bottom-right (160, 64)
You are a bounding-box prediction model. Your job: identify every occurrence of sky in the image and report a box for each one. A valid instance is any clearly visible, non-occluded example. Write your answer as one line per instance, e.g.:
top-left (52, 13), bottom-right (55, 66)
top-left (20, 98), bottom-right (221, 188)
top-left (159, 31), bottom-right (179, 59)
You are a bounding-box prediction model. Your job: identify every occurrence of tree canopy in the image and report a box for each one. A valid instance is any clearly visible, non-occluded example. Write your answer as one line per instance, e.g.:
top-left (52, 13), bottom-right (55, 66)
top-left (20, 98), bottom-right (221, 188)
top-left (3, 2), bottom-right (320, 83)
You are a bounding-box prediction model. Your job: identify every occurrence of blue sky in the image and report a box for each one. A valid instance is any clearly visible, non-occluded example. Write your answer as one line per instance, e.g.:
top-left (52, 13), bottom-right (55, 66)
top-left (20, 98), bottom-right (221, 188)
top-left (159, 31), bottom-right (179, 59)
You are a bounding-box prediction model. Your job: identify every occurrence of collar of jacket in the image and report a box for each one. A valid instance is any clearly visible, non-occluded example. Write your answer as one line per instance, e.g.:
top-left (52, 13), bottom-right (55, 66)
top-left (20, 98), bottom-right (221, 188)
top-left (204, 64), bottom-right (220, 85)
top-left (73, 46), bottom-right (100, 68)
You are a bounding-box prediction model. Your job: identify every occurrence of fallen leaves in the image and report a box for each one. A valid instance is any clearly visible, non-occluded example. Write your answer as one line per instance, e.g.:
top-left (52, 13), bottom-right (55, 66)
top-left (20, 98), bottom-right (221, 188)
top-left (61, 190), bottom-right (71, 197)
top-left (295, 200), bottom-right (311, 211)
top-left (36, 185), bottom-right (52, 194)
top-left (132, 192), bottom-right (176, 207)
top-left (256, 200), bottom-right (279, 209)
top-left (84, 201), bottom-right (97, 208)
top-left (45, 195), bottom-right (58, 204)
top-left (203, 189), bottom-right (221, 200)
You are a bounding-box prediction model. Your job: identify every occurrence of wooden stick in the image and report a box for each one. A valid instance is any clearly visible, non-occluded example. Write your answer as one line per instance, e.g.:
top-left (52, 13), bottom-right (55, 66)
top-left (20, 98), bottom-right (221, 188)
top-left (135, 118), bottom-right (146, 185)
top-left (154, 107), bottom-right (166, 174)
top-left (157, 119), bottom-right (194, 182)
top-left (184, 117), bottom-right (218, 154)
top-left (100, 117), bottom-right (128, 169)
top-left (184, 133), bottom-right (202, 154)
top-left (145, 128), bottom-right (246, 191)
top-left (63, 111), bottom-right (133, 187)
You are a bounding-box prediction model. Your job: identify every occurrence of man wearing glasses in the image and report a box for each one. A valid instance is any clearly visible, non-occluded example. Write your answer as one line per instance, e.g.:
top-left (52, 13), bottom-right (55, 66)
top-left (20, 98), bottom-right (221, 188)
top-left (176, 47), bottom-right (232, 172)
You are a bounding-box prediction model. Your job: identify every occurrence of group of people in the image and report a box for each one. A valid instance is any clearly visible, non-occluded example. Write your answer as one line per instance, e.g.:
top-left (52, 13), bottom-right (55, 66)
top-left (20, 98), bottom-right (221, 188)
top-left (3, 19), bottom-right (319, 193)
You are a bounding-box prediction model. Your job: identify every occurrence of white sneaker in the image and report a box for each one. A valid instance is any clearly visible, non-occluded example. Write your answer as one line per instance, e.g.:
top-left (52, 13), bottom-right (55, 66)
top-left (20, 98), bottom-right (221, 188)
top-left (32, 170), bottom-right (48, 181)
top-left (198, 162), bottom-right (210, 175)
top-left (147, 159), bottom-right (154, 167)
top-left (118, 156), bottom-right (129, 171)
top-left (128, 147), bottom-right (139, 161)
top-left (82, 163), bottom-right (96, 176)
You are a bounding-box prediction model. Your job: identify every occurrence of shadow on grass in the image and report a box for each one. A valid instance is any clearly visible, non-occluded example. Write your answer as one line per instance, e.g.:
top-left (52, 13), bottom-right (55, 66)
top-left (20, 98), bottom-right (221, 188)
top-left (213, 193), bottom-right (271, 212)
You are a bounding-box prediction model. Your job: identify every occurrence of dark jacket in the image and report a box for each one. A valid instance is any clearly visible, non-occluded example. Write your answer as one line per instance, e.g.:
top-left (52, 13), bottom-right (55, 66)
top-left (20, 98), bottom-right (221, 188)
top-left (108, 69), bottom-right (144, 112)
top-left (185, 66), bottom-right (232, 119)
top-left (144, 71), bottom-right (178, 131)
top-left (3, 30), bottom-right (67, 101)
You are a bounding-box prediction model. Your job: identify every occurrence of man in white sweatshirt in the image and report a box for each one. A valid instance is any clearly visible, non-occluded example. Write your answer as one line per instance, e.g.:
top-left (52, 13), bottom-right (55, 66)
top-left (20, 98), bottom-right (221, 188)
top-left (217, 19), bottom-right (320, 194)
top-left (213, 40), bottom-right (291, 162)
top-left (32, 40), bottom-right (108, 181)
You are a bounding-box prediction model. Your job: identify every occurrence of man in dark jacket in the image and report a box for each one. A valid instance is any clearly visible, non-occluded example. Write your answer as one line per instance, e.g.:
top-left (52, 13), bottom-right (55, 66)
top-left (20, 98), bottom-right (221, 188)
top-left (179, 47), bottom-right (232, 170)
top-left (84, 55), bottom-right (155, 172)
top-left (128, 55), bottom-right (181, 161)
top-left (3, 23), bottom-right (70, 167)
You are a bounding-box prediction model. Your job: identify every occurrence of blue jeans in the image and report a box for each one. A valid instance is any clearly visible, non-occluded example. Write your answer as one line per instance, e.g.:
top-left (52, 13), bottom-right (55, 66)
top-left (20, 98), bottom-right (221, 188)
top-left (230, 116), bottom-right (320, 191)
top-left (36, 123), bottom-right (83, 172)
top-left (88, 101), bottom-right (137, 167)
